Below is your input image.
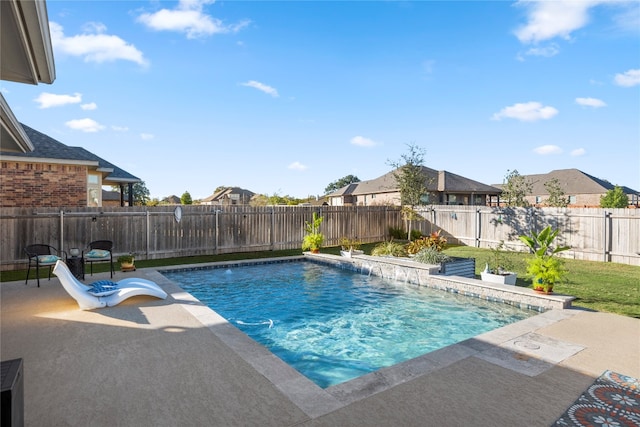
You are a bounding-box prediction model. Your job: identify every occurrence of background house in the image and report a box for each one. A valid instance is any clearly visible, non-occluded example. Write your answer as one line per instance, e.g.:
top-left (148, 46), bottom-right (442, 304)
top-left (493, 169), bottom-right (640, 208)
top-left (0, 124), bottom-right (140, 208)
top-left (161, 195), bottom-right (182, 205)
top-left (327, 166), bottom-right (502, 206)
top-left (201, 187), bottom-right (255, 206)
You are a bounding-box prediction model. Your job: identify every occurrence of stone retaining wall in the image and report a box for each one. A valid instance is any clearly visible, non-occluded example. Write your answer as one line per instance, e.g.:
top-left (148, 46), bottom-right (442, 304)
top-left (306, 253), bottom-right (575, 312)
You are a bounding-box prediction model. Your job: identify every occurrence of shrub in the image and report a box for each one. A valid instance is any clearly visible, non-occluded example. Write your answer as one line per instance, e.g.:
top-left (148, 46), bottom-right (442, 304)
top-left (371, 241), bottom-right (407, 257)
top-left (406, 230), bottom-right (447, 254)
top-left (406, 238), bottom-right (428, 255)
top-left (410, 229), bottom-right (423, 240)
top-left (388, 226), bottom-right (406, 240)
top-left (339, 237), bottom-right (362, 251)
top-left (412, 247), bottom-right (451, 264)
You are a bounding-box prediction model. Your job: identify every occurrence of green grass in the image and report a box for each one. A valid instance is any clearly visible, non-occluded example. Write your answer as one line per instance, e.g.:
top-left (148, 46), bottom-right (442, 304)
top-left (4, 242), bottom-right (638, 318)
top-left (443, 245), bottom-right (640, 319)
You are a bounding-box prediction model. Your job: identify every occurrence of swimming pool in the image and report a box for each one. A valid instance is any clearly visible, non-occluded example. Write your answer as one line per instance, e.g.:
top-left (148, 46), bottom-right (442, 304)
top-left (163, 260), bottom-right (536, 388)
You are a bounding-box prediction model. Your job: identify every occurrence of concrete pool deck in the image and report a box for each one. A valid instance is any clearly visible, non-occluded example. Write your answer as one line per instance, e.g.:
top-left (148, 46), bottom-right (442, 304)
top-left (1, 262), bottom-right (639, 426)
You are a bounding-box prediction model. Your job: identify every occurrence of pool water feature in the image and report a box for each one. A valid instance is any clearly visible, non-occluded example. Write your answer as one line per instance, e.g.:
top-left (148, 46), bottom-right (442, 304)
top-left (163, 261), bottom-right (536, 388)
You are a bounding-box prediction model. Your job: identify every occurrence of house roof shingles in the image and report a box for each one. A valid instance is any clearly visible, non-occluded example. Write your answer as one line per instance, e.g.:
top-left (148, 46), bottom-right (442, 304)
top-left (331, 167), bottom-right (502, 196)
top-left (1, 123), bottom-right (140, 184)
top-left (493, 169), bottom-right (638, 195)
top-left (202, 187), bottom-right (255, 203)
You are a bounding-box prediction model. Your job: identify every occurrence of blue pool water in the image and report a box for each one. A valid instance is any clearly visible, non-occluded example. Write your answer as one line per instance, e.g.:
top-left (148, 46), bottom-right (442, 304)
top-left (163, 261), bottom-right (535, 388)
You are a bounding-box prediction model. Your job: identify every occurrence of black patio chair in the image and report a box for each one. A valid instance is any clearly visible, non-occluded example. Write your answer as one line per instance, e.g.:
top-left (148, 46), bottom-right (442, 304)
top-left (24, 244), bottom-right (67, 287)
top-left (83, 240), bottom-right (114, 278)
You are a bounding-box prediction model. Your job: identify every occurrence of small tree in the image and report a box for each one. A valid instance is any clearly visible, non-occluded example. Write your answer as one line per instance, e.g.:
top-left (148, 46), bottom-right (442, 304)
top-left (388, 143), bottom-right (429, 239)
top-left (544, 178), bottom-right (568, 207)
top-left (500, 169), bottom-right (532, 207)
top-left (324, 175), bottom-right (361, 194)
top-left (111, 181), bottom-right (151, 206)
top-left (181, 191), bottom-right (193, 205)
top-left (600, 186), bottom-right (628, 208)
top-left (249, 194), bottom-right (269, 206)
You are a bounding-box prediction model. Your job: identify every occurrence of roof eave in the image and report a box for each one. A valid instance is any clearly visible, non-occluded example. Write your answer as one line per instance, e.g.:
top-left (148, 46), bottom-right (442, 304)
top-left (0, 94), bottom-right (33, 152)
top-left (1, 0), bottom-right (56, 85)
top-left (0, 153), bottom-right (98, 166)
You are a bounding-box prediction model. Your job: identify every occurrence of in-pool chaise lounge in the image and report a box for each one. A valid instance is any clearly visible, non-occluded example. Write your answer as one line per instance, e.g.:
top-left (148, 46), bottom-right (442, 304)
top-left (53, 260), bottom-right (167, 310)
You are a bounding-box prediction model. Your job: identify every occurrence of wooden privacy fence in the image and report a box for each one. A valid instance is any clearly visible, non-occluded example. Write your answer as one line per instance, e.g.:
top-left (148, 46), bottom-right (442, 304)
top-left (0, 206), bottom-right (403, 270)
top-left (411, 206), bottom-right (640, 266)
top-left (1, 205), bottom-right (639, 271)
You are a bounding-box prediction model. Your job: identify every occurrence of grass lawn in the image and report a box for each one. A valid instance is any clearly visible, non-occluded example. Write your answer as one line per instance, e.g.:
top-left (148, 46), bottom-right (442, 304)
top-left (443, 245), bottom-right (640, 319)
top-left (3, 243), bottom-right (638, 318)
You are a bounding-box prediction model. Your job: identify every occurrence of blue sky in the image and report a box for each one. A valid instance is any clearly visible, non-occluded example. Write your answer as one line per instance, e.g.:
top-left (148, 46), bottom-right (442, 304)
top-left (3, 0), bottom-right (639, 200)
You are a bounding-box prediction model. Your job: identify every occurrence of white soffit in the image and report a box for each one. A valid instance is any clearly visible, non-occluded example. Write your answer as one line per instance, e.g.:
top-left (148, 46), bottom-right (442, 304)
top-left (0, 93), bottom-right (33, 153)
top-left (1, 0), bottom-right (56, 85)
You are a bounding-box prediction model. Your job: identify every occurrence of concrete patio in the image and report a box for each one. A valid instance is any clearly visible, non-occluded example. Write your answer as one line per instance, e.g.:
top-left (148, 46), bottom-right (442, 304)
top-left (1, 265), bottom-right (638, 426)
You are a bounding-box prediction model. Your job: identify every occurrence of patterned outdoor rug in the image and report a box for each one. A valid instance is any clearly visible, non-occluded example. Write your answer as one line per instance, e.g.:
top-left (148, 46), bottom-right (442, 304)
top-left (553, 370), bottom-right (639, 426)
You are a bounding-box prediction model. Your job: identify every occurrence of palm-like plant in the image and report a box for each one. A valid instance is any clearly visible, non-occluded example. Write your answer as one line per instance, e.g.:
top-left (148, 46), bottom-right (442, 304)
top-left (302, 212), bottom-right (324, 252)
top-left (519, 226), bottom-right (571, 292)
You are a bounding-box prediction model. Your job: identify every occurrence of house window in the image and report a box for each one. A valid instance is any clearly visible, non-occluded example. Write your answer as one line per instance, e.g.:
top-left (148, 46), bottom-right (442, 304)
top-left (536, 196), bottom-right (542, 204)
top-left (87, 173), bottom-right (101, 207)
top-left (568, 195), bottom-right (576, 204)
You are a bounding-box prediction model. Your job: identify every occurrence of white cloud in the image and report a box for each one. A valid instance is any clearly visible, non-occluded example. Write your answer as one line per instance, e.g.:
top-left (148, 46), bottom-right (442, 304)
top-left (288, 161), bottom-right (307, 171)
top-left (534, 145), bottom-right (563, 155)
top-left (137, 0), bottom-right (250, 39)
top-left (112, 126), bottom-right (129, 132)
top-left (350, 136), bottom-right (377, 147)
top-left (523, 43), bottom-right (560, 58)
top-left (514, 1), bottom-right (639, 45)
top-left (614, 69), bottom-right (640, 87)
top-left (140, 133), bottom-right (154, 140)
top-left (34, 92), bottom-right (81, 108)
top-left (65, 118), bottom-right (105, 133)
top-left (81, 102), bottom-right (97, 111)
top-left (241, 80), bottom-right (279, 97)
top-left (50, 22), bottom-right (148, 66)
top-left (491, 102), bottom-right (558, 122)
top-left (571, 148), bottom-right (586, 156)
top-left (611, 3), bottom-right (640, 33)
top-left (575, 97), bottom-right (606, 108)
top-left (514, 0), bottom-right (595, 44)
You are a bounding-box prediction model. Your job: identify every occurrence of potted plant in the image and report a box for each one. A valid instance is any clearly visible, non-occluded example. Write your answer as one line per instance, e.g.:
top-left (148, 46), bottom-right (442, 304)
top-left (519, 226), bottom-right (570, 293)
top-left (481, 241), bottom-right (517, 285)
top-left (339, 237), bottom-right (363, 257)
top-left (117, 253), bottom-right (136, 272)
top-left (301, 212), bottom-right (324, 253)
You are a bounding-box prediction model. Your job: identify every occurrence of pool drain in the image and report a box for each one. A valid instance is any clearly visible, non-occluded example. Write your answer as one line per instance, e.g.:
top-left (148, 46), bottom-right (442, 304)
top-left (513, 340), bottom-right (541, 350)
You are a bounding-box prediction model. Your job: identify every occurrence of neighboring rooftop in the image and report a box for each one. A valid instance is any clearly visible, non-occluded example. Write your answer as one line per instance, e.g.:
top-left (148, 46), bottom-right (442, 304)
top-left (1, 123), bottom-right (140, 185)
top-left (492, 168), bottom-right (639, 196)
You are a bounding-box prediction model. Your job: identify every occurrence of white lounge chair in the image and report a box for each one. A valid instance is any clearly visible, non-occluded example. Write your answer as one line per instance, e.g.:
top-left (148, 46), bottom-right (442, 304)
top-left (53, 260), bottom-right (167, 310)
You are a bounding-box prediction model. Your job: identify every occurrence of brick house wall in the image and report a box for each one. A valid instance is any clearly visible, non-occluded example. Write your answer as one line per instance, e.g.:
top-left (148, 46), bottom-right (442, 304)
top-left (1, 160), bottom-right (87, 207)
